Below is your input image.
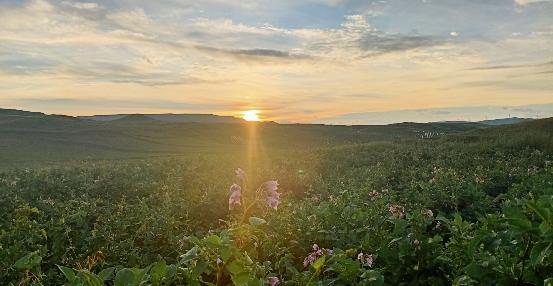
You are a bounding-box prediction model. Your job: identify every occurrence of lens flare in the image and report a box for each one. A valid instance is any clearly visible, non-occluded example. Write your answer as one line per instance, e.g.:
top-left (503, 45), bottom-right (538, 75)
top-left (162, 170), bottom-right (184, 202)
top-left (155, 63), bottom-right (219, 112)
top-left (241, 110), bottom-right (261, 121)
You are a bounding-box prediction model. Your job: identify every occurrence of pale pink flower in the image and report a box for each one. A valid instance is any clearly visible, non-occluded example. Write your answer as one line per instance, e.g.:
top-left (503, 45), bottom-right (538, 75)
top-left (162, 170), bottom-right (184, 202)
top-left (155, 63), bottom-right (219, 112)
top-left (267, 196), bottom-right (280, 210)
top-left (388, 204), bottom-right (405, 218)
top-left (230, 183), bottom-right (241, 193)
top-left (265, 181), bottom-right (281, 210)
top-left (369, 190), bottom-right (381, 201)
top-left (269, 190), bottom-right (280, 199)
top-left (303, 253), bottom-right (317, 267)
top-left (421, 209), bottom-right (433, 219)
top-left (267, 276), bottom-right (280, 286)
top-left (264, 180), bottom-right (279, 192)
top-left (228, 184), bottom-right (242, 210)
top-left (235, 168), bottom-right (246, 181)
top-left (303, 244), bottom-right (333, 267)
top-left (357, 252), bottom-right (374, 267)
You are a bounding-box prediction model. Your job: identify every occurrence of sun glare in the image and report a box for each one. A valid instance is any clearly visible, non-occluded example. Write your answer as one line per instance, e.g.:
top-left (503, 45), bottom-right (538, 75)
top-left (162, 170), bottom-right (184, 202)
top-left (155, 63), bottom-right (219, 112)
top-left (241, 110), bottom-right (261, 122)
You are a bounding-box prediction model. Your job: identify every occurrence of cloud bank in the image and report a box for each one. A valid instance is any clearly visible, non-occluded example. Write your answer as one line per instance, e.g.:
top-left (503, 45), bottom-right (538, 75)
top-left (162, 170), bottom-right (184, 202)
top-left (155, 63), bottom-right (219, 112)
top-left (0, 0), bottom-right (552, 123)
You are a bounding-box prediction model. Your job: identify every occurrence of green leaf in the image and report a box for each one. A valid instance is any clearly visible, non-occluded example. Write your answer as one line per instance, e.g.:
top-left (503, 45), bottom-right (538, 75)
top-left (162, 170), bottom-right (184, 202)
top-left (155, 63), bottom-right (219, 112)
top-left (221, 245), bottom-right (232, 261)
top-left (132, 266), bottom-right (151, 284)
top-left (527, 201), bottom-right (551, 222)
top-left (226, 260), bottom-right (245, 275)
top-left (205, 235), bottom-right (222, 248)
top-left (312, 256), bottom-right (326, 272)
top-left (14, 254), bottom-right (31, 269)
top-left (530, 242), bottom-right (552, 267)
top-left (98, 267), bottom-right (115, 281)
top-left (231, 272), bottom-right (250, 286)
top-left (333, 258), bottom-right (359, 283)
top-left (505, 210), bottom-right (533, 231)
top-left (248, 217), bottom-right (266, 226)
top-left (150, 261), bottom-right (167, 285)
top-left (544, 278), bottom-right (553, 286)
top-left (464, 263), bottom-right (485, 280)
top-left (243, 251), bottom-right (254, 265)
top-left (166, 264), bottom-right (177, 280)
top-left (187, 236), bottom-right (202, 245)
top-left (193, 260), bottom-right (208, 276)
top-left (468, 234), bottom-right (487, 256)
top-left (79, 271), bottom-right (102, 286)
top-left (453, 275), bottom-right (475, 286)
top-left (180, 246), bottom-right (199, 264)
top-left (360, 270), bottom-right (384, 286)
top-left (15, 252), bottom-right (41, 270)
top-left (539, 222), bottom-right (552, 236)
top-left (114, 268), bottom-right (135, 286)
top-left (57, 265), bottom-right (76, 283)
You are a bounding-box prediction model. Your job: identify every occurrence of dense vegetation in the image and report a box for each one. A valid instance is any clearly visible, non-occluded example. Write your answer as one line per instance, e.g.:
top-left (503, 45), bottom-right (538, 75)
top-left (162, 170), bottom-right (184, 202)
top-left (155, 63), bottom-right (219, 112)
top-left (1, 117), bottom-right (553, 285)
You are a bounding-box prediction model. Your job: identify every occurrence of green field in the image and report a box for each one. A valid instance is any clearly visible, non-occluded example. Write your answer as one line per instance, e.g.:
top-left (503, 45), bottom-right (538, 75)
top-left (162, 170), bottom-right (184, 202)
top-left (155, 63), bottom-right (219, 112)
top-left (0, 109), bottom-right (482, 168)
top-left (1, 110), bottom-right (553, 285)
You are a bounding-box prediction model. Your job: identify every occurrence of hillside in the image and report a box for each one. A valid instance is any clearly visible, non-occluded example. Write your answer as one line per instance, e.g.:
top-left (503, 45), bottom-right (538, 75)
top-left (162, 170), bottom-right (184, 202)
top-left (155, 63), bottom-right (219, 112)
top-left (0, 108), bottom-right (488, 168)
top-left (2, 108), bottom-right (549, 170)
top-left (0, 108), bottom-right (45, 117)
top-left (479, 117), bottom-right (534, 125)
top-left (112, 114), bottom-right (159, 123)
top-left (78, 113), bottom-right (244, 123)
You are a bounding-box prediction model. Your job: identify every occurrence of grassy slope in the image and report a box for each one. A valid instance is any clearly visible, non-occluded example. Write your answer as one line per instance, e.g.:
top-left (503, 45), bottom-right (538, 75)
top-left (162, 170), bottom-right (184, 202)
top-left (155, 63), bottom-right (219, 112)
top-left (0, 110), bottom-right (484, 168)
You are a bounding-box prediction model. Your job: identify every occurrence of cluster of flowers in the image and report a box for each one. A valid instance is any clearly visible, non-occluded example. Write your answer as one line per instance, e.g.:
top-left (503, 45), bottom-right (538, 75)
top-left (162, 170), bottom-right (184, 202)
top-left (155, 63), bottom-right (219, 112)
top-left (421, 208), bottom-right (433, 219)
top-left (303, 244), bottom-right (376, 270)
top-left (368, 190), bottom-right (381, 201)
top-left (228, 168), bottom-right (281, 211)
top-left (267, 276), bottom-right (280, 286)
top-left (229, 183), bottom-right (242, 210)
top-left (388, 204), bottom-right (405, 218)
top-left (303, 244), bottom-right (334, 267)
top-left (265, 180), bottom-right (280, 210)
top-left (357, 252), bottom-right (374, 267)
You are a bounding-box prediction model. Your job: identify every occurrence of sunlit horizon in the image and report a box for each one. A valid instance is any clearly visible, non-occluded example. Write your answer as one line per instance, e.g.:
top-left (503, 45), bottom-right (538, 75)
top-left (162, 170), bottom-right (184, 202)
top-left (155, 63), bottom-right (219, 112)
top-left (241, 110), bottom-right (261, 122)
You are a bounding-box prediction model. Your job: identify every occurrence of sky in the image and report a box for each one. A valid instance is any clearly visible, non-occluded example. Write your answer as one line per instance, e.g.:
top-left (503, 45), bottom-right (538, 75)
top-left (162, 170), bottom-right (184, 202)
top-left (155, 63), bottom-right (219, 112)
top-left (0, 0), bottom-right (552, 124)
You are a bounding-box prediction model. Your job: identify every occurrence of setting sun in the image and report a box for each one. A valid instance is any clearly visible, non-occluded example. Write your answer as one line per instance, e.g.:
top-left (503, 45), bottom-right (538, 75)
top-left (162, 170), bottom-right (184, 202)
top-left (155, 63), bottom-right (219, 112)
top-left (241, 110), bottom-right (261, 122)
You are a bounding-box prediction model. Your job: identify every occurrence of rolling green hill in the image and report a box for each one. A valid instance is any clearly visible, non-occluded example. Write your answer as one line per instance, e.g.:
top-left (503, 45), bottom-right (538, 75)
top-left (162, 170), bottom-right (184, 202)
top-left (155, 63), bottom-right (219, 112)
top-left (0, 108), bottom-right (485, 168)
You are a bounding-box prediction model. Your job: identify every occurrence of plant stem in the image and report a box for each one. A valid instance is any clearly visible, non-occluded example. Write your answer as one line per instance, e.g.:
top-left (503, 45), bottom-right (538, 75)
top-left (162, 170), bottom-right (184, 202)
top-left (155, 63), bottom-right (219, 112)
top-left (516, 238), bottom-right (532, 286)
top-left (239, 185), bottom-right (264, 223)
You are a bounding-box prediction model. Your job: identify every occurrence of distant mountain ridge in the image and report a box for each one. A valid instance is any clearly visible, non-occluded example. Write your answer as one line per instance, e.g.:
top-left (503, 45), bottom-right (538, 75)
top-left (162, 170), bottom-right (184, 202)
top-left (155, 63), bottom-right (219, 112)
top-left (78, 113), bottom-right (244, 123)
top-left (436, 117), bottom-right (534, 126)
top-left (0, 108), bottom-right (538, 126)
top-left (0, 108), bottom-right (45, 117)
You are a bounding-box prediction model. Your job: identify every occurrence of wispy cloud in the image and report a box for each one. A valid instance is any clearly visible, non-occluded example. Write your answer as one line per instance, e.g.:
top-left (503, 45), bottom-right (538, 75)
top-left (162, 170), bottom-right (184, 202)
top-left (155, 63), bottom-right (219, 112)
top-left (194, 45), bottom-right (313, 62)
top-left (515, 0), bottom-right (553, 6)
top-left (13, 97), bottom-right (231, 112)
top-left (0, 0), bottom-right (552, 122)
top-left (469, 60), bottom-right (553, 70)
top-left (307, 15), bottom-right (439, 58)
top-left (316, 103), bottom-right (553, 125)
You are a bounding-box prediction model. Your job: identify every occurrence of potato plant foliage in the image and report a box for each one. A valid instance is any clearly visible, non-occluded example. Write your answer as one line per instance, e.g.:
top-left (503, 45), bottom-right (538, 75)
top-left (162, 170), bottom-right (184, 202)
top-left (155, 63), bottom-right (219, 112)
top-left (1, 120), bottom-right (553, 285)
